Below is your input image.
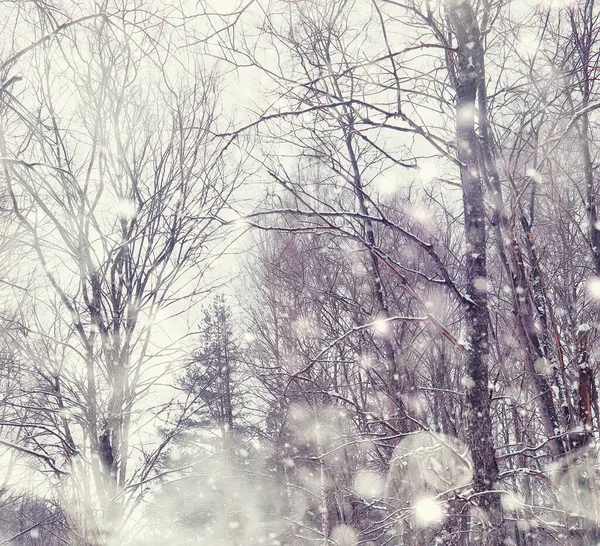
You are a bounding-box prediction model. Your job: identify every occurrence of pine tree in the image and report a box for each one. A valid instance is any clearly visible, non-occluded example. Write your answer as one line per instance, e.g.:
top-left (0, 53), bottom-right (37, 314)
top-left (179, 294), bottom-right (240, 438)
top-left (152, 295), bottom-right (257, 544)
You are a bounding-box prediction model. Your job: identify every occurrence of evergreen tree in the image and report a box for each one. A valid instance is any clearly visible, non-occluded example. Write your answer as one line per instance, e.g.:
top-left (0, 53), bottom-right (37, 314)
top-left (179, 294), bottom-right (240, 438)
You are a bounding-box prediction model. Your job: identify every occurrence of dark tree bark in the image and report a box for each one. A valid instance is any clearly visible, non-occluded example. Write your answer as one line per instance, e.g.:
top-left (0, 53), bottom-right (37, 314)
top-left (569, 0), bottom-right (600, 449)
top-left (444, 1), bottom-right (505, 543)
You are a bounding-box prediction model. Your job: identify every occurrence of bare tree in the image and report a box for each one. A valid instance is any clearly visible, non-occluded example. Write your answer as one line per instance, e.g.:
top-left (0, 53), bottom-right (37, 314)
top-left (0, 7), bottom-right (240, 543)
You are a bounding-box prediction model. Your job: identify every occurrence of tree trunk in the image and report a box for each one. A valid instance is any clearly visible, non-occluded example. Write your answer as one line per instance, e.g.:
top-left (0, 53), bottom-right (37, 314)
top-left (444, 1), bottom-right (505, 543)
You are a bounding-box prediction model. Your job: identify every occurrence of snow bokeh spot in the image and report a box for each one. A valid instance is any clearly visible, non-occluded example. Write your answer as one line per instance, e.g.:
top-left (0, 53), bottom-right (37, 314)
top-left (353, 470), bottom-right (386, 500)
top-left (331, 524), bottom-right (358, 546)
top-left (413, 497), bottom-right (445, 527)
top-left (587, 277), bottom-right (600, 299)
top-left (116, 198), bottom-right (137, 220)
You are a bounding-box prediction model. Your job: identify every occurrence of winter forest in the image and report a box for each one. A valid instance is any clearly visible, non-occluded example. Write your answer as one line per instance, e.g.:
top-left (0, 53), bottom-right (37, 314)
top-left (4, 0), bottom-right (600, 544)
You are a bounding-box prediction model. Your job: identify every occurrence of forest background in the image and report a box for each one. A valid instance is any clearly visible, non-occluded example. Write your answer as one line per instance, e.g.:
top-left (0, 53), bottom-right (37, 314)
top-left (0, 0), bottom-right (598, 545)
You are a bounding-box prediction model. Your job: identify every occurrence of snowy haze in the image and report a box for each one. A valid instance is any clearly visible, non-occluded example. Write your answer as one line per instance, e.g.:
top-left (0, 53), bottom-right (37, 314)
top-left (0, 1), bottom-right (599, 546)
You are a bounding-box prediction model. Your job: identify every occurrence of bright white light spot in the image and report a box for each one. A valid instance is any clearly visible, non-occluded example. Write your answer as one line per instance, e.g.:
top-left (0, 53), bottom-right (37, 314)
top-left (459, 140), bottom-right (472, 153)
top-left (353, 471), bottom-right (385, 500)
top-left (410, 206), bottom-right (433, 225)
top-left (526, 168), bottom-right (543, 184)
top-left (578, 323), bottom-right (592, 333)
top-left (517, 33), bottom-right (540, 56)
top-left (461, 375), bottom-right (476, 389)
top-left (588, 277), bottom-right (600, 299)
top-left (242, 331), bottom-right (256, 343)
top-left (292, 316), bottom-right (316, 337)
top-left (534, 357), bottom-right (551, 376)
top-left (457, 104), bottom-right (475, 123)
top-left (501, 491), bottom-right (524, 512)
top-left (473, 276), bottom-right (488, 293)
top-left (116, 198), bottom-right (137, 220)
top-left (403, 393), bottom-right (428, 414)
top-left (413, 497), bottom-right (445, 527)
top-left (372, 318), bottom-right (390, 336)
top-left (331, 525), bottom-right (358, 546)
top-left (351, 264), bottom-right (368, 277)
